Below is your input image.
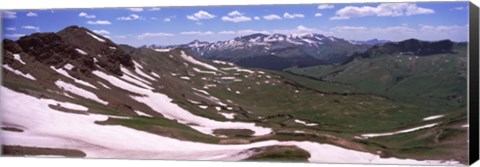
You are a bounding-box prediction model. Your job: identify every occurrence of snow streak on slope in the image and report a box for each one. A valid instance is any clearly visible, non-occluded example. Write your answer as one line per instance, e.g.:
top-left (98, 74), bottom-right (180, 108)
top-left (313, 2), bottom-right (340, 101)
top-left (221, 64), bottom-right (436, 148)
top-left (0, 86), bottom-right (458, 165)
top-left (2, 64), bottom-right (36, 80)
top-left (180, 51), bottom-right (218, 71)
top-left (92, 70), bottom-right (271, 136)
top-left (54, 80), bottom-right (107, 105)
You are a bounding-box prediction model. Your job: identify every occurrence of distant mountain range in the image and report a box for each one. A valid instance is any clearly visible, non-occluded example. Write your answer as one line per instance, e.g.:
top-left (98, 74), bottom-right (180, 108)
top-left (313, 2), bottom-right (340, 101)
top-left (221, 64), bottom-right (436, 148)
top-left (151, 33), bottom-right (373, 70)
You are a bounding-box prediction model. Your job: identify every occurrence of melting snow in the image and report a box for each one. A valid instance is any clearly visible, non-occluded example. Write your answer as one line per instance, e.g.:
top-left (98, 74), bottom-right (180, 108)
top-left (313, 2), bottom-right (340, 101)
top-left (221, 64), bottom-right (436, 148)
top-left (215, 107), bottom-right (221, 111)
top-left (13, 54), bottom-right (26, 65)
top-left (193, 67), bottom-right (216, 75)
top-left (64, 64), bottom-right (74, 70)
top-left (0, 87), bottom-right (460, 165)
top-left (2, 64), bottom-right (36, 80)
top-left (180, 76), bottom-right (191, 80)
top-left (180, 51), bottom-right (218, 71)
top-left (294, 119), bottom-right (318, 126)
top-left (154, 48), bottom-right (172, 52)
top-left (134, 110), bottom-right (153, 117)
top-left (150, 72), bottom-right (161, 78)
top-left (132, 61), bottom-right (156, 81)
top-left (93, 70), bottom-right (271, 136)
top-left (51, 67), bottom-right (97, 89)
top-left (98, 82), bottom-right (111, 89)
top-left (220, 112), bottom-right (235, 119)
top-left (75, 49), bottom-right (88, 55)
top-left (361, 123), bottom-right (438, 138)
top-left (192, 88), bottom-right (210, 95)
top-left (422, 115), bottom-right (444, 121)
top-left (199, 105), bottom-right (208, 109)
top-left (86, 31), bottom-right (106, 42)
top-left (55, 80), bottom-right (108, 105)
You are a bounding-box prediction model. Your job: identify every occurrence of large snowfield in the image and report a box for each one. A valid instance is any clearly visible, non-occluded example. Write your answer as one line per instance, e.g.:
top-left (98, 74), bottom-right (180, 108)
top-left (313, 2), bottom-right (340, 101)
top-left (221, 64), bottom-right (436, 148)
top-left (0, 86), bottom-right (459, 165)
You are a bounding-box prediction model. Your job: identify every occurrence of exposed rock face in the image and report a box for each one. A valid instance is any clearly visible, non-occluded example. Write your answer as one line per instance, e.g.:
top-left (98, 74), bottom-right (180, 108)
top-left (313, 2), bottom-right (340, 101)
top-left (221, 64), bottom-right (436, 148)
top-left (2, 25), bottom-right (134, 76)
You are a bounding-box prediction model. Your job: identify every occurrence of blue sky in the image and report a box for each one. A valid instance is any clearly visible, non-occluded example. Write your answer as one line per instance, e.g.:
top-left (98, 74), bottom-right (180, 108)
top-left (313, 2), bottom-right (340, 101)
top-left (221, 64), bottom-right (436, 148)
top-left (2, 2), bottom-right (470, 46)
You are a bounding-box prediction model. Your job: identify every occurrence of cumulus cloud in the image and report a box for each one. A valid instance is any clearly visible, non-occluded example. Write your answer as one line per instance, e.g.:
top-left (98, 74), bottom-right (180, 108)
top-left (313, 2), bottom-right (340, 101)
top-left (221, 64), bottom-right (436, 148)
top-left (254, 16), bottom-right (261, 20)
top-left (4, 34), bottom-right (26, 38)
top-left (5, 27), bottom-right (16, 31)
top-left (86, 20), bottom-right (112, 25)
top-left (79, 12), bottom-right (96, 19)
top-left (221, 10), bottom-right (252, 23)
top-left (314, 13), bottom-right (323, 17)
top-left (137, 32), bottom-right (174, 39)
top-left (187, 10), bottom-right (216, 21)
top-left (148, 7), bottom-right (161, 11)
top-left (330, 3), bottom-right (434, 20)
top-left (283, 12), bottom-right (305, 19)
top-left (263, 14), bottom-right (282, 20)
top-left (328, 24), bottom-right (467, 42)
top-left (318, 4), bottom-right (335, 9)
top-left (179, 31), bottom-right (214, 36)
top-left (93, 30), bottom-right (111, 35)
top-left (2, 11), bottom-right (17, 19)
top-left (117, 14), bottom-right (143, 20)
top-left (218, 31), bottom-right (236, 35)
top-left (128, 8), bottom-right (144, 12)
top-left (26, 12), bottom-right (38, 17)
top-left (21, 25), bottom-right (40, 32)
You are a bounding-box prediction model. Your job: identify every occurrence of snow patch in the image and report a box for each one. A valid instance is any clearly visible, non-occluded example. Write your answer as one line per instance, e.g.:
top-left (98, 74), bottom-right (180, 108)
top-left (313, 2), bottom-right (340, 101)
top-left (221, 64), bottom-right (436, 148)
top-left (2, 64), bottom-right (36, 80)
top-left (422, 115), bottom-right (444, 121)
top-left (180, 51), bottom-right (218, 71)
top-left (361, 123), bottom-right (438, 138)
top-left (75, 48), bottom-right (88, 55)
top-left (54, 80), bottom-right (107, 105)
top-left (13, 54), bottom-right (26, 65)
top-left (294, 119), bottom-right (318, 126)
top-left (134, 110), bottom-right (153, 117)
top-left (86, 31), bottom-right (106, 42)
top-left (220, 112), bottom-right (235, 119)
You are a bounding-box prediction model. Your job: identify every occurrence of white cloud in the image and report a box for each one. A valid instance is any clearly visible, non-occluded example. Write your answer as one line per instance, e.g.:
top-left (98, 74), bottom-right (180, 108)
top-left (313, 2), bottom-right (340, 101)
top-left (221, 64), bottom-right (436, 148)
top-left (93, 30), bottom-right (111, 35)
top-left (263, 14), bottom-right (282, 20)
top-left (163, 18), bottom-right (171, 22)
top-left (314, 13), bottom-right (323, 17)
top-left (328, 24), bottom-right (467, 42)
top-left (26, 12), bottom-right (38, 17)
top-left (86, 20), bottom-right (112, 25)
top-left (79, 12), bottom-right (96, 19)
top-left (179, 31), bottom-right (214, 36)
top-left (450, 7), bottom-right (465, 11)
top-left (331, 3), bottom-right (434, 20)
top-left (117, 14), bottom-right (142, 21)
top-left (5, 27), bottom-right (16, 31)
top-left (21, 25), bottom-right (40, 32)
top-left (283, 12), bottom-right (305, 19)
top-left (148, 7), bottom-right (161, 11)
top-left (237, 29), bottom-right (270, 35)
top-left (4, 34), bottom-right (26, 38)
top-left (296, 25), bottom-right (315, 32)
top-left (318, 4), bottom-right (335, 9)
top-left (228, 10), bottom-right (242, 16)
top-left (187, 10), bottom-right (216, 21)
top-left (2, 11), bottom-right (17, 19)
top-left (128, 8), bottom-right (144, 12)
top-left (221, 10), bottom-right (251, 23)
top-left (218, 31), bottom-right (236, 35)
top-left (253, 16), bottom-right (261, 20)
top-left (137, 32), bottom-right (174, 39)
